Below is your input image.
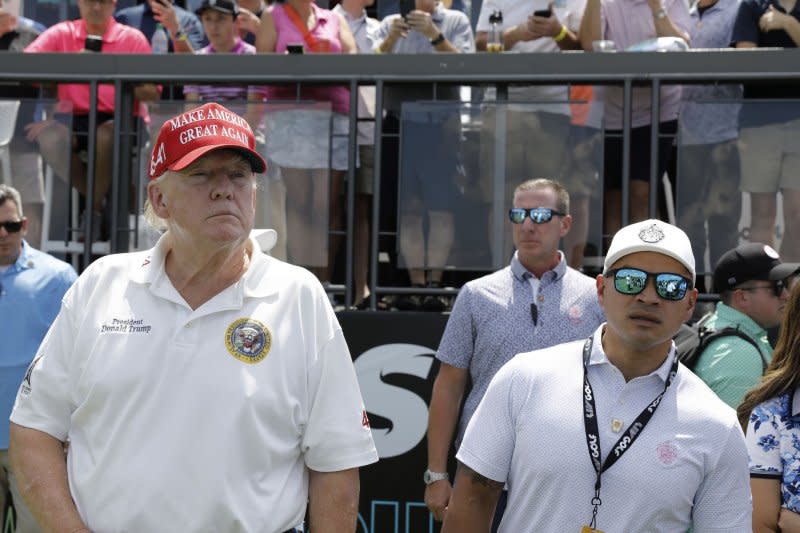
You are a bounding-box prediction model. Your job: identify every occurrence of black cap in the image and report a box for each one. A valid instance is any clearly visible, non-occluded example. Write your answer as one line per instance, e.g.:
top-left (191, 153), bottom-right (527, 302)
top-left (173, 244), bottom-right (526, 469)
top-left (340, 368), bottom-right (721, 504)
top-left (196, 0), bottom-right (240, 17)
top-left (713, 242), bottom-right (800, 293)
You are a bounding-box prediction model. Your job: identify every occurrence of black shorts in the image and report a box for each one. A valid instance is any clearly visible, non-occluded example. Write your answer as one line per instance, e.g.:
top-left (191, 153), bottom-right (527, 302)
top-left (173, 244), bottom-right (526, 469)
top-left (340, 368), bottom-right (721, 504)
top-left (603, 119), bottom-right (677, 189)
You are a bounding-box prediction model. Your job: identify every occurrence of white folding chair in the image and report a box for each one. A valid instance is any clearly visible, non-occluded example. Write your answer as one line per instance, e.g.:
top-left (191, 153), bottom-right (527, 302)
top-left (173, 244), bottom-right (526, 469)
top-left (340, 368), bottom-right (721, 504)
top-left (0, 100), bottom-right (22, 186)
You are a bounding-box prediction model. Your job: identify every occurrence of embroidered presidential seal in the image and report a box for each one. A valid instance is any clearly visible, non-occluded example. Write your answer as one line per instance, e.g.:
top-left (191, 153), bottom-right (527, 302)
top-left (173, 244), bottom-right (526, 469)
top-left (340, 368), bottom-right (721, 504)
top-left (638, 223), bottom-right (665, 243)
top-left (225, 318), bottom-right (271, 364)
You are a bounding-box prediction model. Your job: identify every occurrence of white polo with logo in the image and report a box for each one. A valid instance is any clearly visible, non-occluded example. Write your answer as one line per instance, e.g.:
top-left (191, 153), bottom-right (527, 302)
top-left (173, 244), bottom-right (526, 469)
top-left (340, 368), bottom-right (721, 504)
top-left (11, 235), bottom-right (378, 533)
top-left (456, 325), bottom-right (751, 532)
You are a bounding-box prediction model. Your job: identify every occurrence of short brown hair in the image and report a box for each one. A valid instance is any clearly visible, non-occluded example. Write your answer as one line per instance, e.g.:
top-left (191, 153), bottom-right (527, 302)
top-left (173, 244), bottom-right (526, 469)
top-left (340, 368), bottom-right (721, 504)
top-left (513, 179), bottom-right (570, 214)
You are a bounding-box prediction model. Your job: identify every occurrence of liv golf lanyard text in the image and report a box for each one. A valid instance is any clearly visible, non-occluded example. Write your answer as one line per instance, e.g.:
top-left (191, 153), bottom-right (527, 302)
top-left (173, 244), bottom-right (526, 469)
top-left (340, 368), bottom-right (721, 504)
top-left (581, 337), bottom-right (678, 532)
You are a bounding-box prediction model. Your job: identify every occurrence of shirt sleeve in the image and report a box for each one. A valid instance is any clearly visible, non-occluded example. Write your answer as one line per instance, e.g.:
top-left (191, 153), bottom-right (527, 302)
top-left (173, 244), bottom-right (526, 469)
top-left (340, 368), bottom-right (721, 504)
top-left (455, 360), bottom-right (521, 483)
top-left (301, 284), bottom-right (378, 472)
top-left (731, 0), bottom-right (761, 45)
top-left (694, 338), bottom-right (765, 409)
top-left (448, 12), bottom-right (476, 52)
top-left (745, 398), bottom-right (784, 478)
top-left (10, 297), bottom-right (78, 441)
top-left (24, 24), bottom-right (63, 53)
top-left (691, 419), bottom-right (753, 532)
top-left (435, 285), bottom-right (474, 370)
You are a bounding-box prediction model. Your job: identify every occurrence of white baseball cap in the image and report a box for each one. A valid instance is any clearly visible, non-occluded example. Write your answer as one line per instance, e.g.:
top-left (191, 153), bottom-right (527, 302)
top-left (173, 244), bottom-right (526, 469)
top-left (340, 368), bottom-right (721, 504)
top-left (603, 219), bottom-right (695, 284)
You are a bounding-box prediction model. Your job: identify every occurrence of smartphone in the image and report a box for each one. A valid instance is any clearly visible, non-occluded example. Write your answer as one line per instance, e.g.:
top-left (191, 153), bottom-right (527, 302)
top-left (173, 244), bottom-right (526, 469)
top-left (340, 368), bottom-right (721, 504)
top-left (399, 0), bottom-right (415, 19)
top-left (286, 44), bottom-right (304, 54)
top-left (533, 8), bottom-right (552, 17)
top-left (84, 34), bottom-right (103, 53)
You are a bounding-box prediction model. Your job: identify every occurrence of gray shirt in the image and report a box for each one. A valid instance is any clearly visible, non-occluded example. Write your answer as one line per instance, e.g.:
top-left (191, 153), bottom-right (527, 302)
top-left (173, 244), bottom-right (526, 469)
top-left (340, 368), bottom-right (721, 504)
top-left (374, 3), bottom-right (475, 113)
top-left (437, 251), bottom-right (605, 445)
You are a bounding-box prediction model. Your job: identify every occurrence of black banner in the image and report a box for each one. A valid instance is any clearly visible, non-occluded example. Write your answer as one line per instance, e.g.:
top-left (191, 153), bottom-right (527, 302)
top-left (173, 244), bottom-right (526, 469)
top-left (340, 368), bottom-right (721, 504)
top-left (338, 310), bottom-right (451, 533)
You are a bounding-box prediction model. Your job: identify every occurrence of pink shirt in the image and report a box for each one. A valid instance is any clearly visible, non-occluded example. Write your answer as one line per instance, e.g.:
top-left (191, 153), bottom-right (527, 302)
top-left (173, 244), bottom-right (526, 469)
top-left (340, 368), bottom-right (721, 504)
top-left (26, 18), bottom-right (153, 117)
top-left (265, 3), bottom-right (350, 115)
top-left (600, 0), bottom-right (691, 128)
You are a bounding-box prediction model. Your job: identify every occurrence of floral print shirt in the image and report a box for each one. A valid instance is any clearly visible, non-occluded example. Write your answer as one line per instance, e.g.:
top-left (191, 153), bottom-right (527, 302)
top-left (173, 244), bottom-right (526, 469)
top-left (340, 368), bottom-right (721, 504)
top-left (746, 389), bottom-right (800, 512)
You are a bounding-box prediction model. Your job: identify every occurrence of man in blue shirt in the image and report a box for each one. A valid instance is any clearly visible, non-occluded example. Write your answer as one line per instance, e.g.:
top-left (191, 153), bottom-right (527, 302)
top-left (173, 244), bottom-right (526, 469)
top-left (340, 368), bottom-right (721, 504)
top-left (0, 185), bottom-right (76, 532)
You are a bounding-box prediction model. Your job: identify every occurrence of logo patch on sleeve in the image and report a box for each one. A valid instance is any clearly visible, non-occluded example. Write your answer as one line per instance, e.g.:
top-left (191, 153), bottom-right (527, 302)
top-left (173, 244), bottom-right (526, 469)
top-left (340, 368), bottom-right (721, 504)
top-left (225, 318), bottom-right (271, 364)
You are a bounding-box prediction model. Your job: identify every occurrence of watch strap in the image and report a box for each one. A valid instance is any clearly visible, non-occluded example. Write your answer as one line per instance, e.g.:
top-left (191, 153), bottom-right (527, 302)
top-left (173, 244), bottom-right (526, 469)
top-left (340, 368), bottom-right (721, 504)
top-left (424, 469), bottom-right (449, 484)
top-left (430, 32), bottom-right (445, 45)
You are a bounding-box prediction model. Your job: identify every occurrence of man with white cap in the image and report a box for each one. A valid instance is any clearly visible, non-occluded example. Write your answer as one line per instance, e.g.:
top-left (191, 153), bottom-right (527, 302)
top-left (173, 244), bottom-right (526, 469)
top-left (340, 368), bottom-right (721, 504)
top-left (693, 242), bottom-right (800, 408)
top-left (8, 102), bottom-right (378, 533)
top-left (442, 219), bottom-right (751, 532)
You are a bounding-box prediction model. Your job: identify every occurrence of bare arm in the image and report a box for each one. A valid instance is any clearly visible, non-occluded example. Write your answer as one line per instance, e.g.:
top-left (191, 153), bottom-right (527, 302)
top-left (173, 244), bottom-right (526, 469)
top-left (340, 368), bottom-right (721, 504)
top-left (779, 508), bottom-right (800, 533)
top-left (751, 477), bottom-right (781, 533)
top-left (255, 10), bottom-right (278, 53)
top-left (475, 25), bottom-right (539, 51)
top-left (579, 0), bottom-right (602, 50)
top-left (337, 13), bottom-right (358, 54)
top-left (424, 363), bottom-right (468, 521)
top-left (648, 0), bottom-right (689, 42)
top-left (758, 6), bottom-right (800, 46)
top-left (9, 423), bottom-right (89, 533)
top-left (441, 462), bottom-right (503, 533)
top-left (308, 468), bottom-right (360, 532)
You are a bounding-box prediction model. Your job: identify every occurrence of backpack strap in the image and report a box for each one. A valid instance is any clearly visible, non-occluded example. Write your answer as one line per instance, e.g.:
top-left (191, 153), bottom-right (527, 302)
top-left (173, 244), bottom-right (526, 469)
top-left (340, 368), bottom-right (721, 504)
top-left (699, 326), bottom-right (767, 373)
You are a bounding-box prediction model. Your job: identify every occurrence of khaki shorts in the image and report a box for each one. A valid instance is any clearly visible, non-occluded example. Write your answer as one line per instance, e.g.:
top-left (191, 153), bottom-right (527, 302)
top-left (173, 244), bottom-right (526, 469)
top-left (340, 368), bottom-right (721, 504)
top-left (739, 118), bottom-right (800, 193)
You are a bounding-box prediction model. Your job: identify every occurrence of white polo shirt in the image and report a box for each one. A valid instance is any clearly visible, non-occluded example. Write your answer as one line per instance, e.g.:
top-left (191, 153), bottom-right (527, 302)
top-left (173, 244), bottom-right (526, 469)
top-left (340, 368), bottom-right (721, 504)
top-left (457, 325), bottom-right (751, 532)
top-left (11, 235), bottom-right (378, 533)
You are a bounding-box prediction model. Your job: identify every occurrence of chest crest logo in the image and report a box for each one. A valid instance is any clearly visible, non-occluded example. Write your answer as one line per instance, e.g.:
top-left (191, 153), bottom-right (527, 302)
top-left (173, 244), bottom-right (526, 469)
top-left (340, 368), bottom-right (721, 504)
top-left (225, 318), bottom-right (271, 364)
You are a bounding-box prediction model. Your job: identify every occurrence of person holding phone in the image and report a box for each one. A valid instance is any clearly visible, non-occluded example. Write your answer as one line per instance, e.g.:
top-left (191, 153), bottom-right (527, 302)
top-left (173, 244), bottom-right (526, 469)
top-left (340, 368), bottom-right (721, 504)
top-left (23, 0), bottom-right (160, 242)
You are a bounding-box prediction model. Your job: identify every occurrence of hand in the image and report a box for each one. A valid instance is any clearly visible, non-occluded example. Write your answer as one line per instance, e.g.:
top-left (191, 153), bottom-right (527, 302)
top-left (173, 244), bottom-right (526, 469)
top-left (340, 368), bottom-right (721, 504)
top-left (760, 5), bottom-right (791, 32)
top-left (406, 10), bottom-right (439, 40)
top-left (527, 3), bottom-right (562, 38)
top-left (388, 16), bottom-right (409, 40)
top-left (779, 507), bottom-right (800, 532)
top-left (150, 0), bottom-right (180, 34)
top-left (237, 7), bottom-right (261, 36)
top-left (424, 479), bottom-right (453, 522)
top-left (0, 9), bottom-right (17, 36)
top-left (24, 120), bottom-right (55, 143)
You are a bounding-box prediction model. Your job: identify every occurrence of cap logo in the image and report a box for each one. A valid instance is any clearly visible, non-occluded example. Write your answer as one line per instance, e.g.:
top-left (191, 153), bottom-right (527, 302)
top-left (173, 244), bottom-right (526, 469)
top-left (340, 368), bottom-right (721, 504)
top-left (638, 223), bottom-right (665, 243)
top-left (764, 245), bottom-right (780, 259)
top-left (150, 142), bottom-right (166, 177)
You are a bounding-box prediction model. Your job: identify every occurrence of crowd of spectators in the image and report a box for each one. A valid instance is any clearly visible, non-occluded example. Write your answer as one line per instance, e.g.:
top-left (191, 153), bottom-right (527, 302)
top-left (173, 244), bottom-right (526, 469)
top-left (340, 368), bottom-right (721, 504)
top-left (1, 0), bottom-right (798, 310)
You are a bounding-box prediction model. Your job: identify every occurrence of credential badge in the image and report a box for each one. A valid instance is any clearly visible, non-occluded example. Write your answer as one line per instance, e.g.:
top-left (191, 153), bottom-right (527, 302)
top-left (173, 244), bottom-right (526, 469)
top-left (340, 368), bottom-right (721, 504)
top-left (225, 318), bottom-right (271, 364)
top-left (638, 223), bottom-right (665, 243)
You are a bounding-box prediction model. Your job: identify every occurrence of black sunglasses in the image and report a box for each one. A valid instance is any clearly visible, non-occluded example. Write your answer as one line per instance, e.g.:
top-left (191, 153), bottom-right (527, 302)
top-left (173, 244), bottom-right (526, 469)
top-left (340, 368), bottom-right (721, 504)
top-left (508, 207), bottom-right (566, 225)
top-left (0, 220), bottom-right (23, 233)
top-left (738, 279), bottom-right (789, 298)
top-left (605, 267), bottom-right (692, 301)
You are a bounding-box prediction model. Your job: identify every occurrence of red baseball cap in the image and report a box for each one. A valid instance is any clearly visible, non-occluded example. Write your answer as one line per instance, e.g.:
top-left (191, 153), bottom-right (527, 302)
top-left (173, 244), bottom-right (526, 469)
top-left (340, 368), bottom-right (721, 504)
top-left (148, 102), bottom-right (267, 180)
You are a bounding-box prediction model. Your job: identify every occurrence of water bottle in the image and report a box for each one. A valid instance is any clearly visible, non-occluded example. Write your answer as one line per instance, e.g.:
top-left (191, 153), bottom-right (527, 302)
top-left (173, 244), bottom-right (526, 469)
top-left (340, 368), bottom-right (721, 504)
top-left (151, 23), bottom-right (169, 54)
top-left (487, 11), bottom-right (504, 53)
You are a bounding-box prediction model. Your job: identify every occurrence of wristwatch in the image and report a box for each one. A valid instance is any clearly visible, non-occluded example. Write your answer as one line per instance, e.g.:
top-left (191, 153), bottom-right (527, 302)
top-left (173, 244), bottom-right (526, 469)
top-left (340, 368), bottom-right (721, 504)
top-left (654, 8), bottom-right (667, 19)
top-left (423, 469), bottom-right (449, 485)
top-left (430, 33), bottom-right (445, 46)
top-left (172, 28), bottom-right (189, 42)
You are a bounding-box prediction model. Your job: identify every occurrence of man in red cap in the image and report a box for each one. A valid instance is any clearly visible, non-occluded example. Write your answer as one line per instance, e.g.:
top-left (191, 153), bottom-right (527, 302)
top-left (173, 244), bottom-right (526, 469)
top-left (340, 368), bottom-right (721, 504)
top-left (8, 102), bottom-right (378, 533)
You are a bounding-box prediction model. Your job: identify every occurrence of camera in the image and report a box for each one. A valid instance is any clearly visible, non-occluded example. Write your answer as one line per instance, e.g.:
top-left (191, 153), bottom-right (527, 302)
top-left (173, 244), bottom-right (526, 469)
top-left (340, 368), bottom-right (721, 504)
top-left (286, 44), bottom-right (304, 54)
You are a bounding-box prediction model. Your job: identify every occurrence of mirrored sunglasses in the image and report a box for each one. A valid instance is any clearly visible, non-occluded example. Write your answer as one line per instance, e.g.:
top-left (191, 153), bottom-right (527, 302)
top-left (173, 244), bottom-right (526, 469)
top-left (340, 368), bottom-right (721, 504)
top-left (606, 267), bottom-right (691, 301)
top-left (508, 207), bottom-right (566, 225)
top-left (0, 220), bottom-right (23, 233)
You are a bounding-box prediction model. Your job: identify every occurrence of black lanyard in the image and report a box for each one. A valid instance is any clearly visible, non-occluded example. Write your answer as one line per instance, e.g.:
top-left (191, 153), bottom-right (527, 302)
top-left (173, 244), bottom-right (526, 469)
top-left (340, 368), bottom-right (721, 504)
top-left (581, 336), bottom-right (678, 530)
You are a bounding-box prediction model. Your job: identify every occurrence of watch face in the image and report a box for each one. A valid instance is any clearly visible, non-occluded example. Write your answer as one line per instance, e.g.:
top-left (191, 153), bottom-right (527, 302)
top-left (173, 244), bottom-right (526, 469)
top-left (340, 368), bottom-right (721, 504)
top-left (424, 471), bottom-right (431, 484)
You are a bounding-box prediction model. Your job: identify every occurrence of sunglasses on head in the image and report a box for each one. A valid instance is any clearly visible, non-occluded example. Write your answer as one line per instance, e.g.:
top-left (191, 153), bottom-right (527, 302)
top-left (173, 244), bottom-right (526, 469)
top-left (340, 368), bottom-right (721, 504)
top-left (605, 267), bottom-right (692, 301)
top-left (738, 279), bottom-right (789, 298)
top-left (0, 220), bottom-right (23, 233)
top-left (508, 207), bottom-right (565, 225)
